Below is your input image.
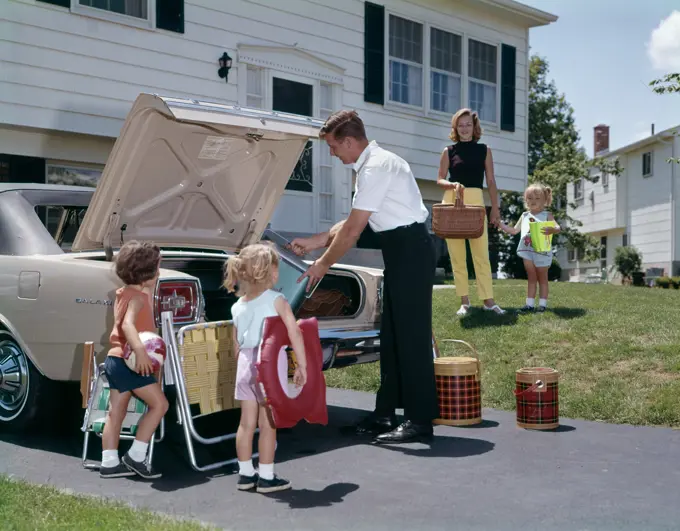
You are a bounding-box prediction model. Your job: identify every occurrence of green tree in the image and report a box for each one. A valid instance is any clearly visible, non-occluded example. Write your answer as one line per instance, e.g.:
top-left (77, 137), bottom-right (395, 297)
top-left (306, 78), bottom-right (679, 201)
top-left (499, 55), bottom-right (622, 278)
top-left (649, 73), bottom-right (679, 164)
top-left (614, 246), bottom-right (643, 283)
top-left (650, 73), bottom-right (680, 94)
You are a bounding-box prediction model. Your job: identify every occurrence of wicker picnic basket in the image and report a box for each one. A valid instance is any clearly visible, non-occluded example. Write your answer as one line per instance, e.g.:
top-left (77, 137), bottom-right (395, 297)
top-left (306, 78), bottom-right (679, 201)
top-left (432, 185), bottom-right (486, 239)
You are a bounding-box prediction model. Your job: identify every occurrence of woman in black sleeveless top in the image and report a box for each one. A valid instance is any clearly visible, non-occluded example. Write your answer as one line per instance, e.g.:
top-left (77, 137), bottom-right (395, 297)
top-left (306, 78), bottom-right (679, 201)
top-left (437, 109), bottom-right (505, 315)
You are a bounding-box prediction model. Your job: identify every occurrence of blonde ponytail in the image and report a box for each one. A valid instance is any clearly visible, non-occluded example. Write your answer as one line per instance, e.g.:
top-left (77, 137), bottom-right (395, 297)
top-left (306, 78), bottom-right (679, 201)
top-left (222, 243), bottom-right (280, 297)
top-left (544, 185), bottom-right (553, 207)
top-left (224, 256), bottom-right (242, 294)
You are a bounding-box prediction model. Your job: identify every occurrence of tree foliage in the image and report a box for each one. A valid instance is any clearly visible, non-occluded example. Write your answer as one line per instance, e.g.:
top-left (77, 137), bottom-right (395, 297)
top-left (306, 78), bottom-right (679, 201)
top-left (649, 73), bottom-right (680, 95)
top-left (499, 56), bottom-right (623, 278)
top-left (614, 246), bottom-right (643, 282)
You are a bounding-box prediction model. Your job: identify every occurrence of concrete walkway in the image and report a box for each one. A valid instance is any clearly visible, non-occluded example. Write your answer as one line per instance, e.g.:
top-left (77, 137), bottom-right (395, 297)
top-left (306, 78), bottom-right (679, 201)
top-left (2, 388), bottom-right (679, 531)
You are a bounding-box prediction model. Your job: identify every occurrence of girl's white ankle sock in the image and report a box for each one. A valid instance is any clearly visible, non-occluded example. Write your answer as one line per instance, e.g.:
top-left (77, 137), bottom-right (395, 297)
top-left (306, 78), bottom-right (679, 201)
top-left (539, 298), bottom-right (547, 307)
top-left (238, 459), bottom-right (255, 476)
top-left (259, 462), bottom-right (275, 480)
top-left (128, 439), bottom-right (149, 462)
top-left (102, 449), bottom-right (119, 468)
top-left (526, 298), bottom-right (535, 307)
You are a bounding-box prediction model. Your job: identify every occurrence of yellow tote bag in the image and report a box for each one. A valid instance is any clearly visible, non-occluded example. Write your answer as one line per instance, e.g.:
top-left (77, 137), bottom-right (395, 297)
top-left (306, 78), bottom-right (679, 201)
top-left (529, 221), bottom-right (555, 252)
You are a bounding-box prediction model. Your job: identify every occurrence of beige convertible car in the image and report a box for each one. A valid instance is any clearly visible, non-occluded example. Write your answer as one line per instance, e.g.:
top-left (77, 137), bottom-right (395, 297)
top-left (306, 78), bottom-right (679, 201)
top-left (0, 94), bottom-right (383, 432)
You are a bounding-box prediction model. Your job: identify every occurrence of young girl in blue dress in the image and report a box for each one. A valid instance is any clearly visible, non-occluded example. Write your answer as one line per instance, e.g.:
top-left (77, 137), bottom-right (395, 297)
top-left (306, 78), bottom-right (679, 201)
top-left (499, 183), bottom-right (561, 312)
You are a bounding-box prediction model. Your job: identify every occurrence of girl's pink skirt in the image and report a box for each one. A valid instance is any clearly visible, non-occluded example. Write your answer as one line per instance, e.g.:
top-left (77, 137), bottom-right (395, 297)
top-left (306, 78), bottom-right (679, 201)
top-left (235, 347), bottom-right (288, 403)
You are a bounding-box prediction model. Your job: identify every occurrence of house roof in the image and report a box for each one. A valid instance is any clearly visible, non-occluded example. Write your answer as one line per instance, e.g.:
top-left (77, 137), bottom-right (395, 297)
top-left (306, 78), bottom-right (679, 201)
top-left (475, 0), bottom-right (558, 27)
top-left (596, 124), bottom-right (679, 159)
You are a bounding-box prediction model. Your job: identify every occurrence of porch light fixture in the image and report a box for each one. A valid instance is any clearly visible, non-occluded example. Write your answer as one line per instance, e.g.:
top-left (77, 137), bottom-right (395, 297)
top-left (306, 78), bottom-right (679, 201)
top-left (218, 52), bottom-right (232, 83)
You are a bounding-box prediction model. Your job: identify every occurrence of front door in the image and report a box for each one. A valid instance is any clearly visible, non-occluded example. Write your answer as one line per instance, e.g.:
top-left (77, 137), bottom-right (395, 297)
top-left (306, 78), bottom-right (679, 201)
top-left (273, 77), bottom-right (313, 194)
top-left (268, 75), bottom-right (317, 234)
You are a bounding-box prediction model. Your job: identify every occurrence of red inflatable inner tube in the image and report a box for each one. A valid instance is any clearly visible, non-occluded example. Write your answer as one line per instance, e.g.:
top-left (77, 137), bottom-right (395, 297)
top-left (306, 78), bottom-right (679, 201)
top-left (256, 316), bottom-right (328, 429)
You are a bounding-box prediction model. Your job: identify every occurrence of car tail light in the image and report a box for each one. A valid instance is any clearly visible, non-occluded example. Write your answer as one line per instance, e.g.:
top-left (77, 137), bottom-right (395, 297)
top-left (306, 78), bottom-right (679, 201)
top-left (154, 279), bottom-right (203, 327)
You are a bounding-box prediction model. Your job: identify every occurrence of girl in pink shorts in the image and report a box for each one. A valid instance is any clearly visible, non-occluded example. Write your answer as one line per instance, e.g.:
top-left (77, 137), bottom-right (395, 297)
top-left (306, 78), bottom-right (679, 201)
top-left (224, 243), bottom-right (307, 494)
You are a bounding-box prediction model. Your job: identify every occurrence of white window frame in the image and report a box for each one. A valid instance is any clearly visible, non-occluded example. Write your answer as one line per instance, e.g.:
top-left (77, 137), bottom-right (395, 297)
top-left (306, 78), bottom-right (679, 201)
top-left (467, 36), bottom-right (500, 126)
top-left (567, 248), bottom-right (576, 262)
top-left (428, 24), bottom-right (464, 119)
top-left (574, 178), bottom-right (584, 201)
top-left (245, 65), bottom-right (266, 110)
top-left (385, 12), bottom-right (427, 112)
top-left (383, 8), bottom-right (501, 128)
top-left (601, 172), bottom-right (609, 190)
top-left (642, 151), bottom-right (653, 178)
top-left (318, 81), bottom-right (335, 223)
top-left (70, 0), bottom-right (155, 30)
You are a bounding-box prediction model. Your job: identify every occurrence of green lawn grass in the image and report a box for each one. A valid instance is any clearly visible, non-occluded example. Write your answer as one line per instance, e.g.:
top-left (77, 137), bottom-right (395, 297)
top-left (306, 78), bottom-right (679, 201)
top-left (0, 475), bottom-right (216, 531)
top-left (324, 280), bottom-right (680, 427)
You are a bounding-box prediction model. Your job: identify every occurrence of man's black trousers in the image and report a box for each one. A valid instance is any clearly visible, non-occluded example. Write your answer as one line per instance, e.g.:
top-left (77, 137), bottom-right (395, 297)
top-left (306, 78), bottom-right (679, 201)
top-left (374, 222), bottom-right (439, 423)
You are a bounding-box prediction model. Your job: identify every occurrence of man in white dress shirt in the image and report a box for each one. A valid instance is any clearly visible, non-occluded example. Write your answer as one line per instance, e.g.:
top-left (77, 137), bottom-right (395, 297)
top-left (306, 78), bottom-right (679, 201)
top-left (291, 110), bottom-right (438, 444)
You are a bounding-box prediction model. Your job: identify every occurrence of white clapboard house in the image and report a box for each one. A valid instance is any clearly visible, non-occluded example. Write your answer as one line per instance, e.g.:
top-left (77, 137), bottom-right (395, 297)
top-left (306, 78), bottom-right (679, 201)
top-left (1, 0), bottom-right (556, 266)
top-left (559, 124), bottom-right (680, 283)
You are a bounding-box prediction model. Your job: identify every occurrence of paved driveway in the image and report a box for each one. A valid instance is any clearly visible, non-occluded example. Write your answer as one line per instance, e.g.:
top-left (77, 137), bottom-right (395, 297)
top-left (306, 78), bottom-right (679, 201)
top-left (2, 388), bottom-right (680, 531)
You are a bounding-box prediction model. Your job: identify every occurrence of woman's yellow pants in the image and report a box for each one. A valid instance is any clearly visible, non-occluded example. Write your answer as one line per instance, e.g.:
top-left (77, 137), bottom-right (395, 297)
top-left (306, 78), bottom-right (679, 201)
top-left (442, 187), bottom-right (493, 301)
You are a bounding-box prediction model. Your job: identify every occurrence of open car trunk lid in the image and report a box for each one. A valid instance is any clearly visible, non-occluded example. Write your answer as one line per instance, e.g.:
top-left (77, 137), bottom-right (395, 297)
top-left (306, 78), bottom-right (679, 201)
top-left (72, 93), bottom-right (324, 253)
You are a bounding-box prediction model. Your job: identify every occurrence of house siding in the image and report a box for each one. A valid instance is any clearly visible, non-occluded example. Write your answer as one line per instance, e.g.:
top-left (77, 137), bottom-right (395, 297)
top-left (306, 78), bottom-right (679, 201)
top-left (561, 131), bottom-right (679, 279)
top-left (2, 0), bottom-right (542, 237)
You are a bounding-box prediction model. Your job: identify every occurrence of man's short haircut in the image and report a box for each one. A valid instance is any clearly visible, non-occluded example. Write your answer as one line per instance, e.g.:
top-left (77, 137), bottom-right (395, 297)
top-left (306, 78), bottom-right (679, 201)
top-left (319, 109), bottom-right (367, 141)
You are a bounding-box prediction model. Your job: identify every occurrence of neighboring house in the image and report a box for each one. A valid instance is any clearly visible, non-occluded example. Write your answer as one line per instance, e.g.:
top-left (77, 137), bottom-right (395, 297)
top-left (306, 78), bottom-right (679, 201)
top-left (1, 0), bottom-right (556, 265)
top-left (560, 123), bottom-right (680, 283)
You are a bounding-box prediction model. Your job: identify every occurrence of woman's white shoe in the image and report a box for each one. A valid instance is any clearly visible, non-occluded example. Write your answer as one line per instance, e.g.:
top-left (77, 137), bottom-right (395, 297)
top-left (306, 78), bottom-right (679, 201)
top-left (456, 304), bottom-right (470, 316)
top-left (483, 304), bottom-right (506, 315)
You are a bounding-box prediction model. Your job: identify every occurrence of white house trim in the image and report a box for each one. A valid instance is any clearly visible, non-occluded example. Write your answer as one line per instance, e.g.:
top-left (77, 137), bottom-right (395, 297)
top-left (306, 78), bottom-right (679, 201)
top-left (237, 44), bottom-right (345, 85)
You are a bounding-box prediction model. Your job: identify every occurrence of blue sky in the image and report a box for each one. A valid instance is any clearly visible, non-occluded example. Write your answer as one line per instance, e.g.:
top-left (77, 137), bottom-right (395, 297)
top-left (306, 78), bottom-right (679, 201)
top-left (521, 0), bottom-right (680, 157)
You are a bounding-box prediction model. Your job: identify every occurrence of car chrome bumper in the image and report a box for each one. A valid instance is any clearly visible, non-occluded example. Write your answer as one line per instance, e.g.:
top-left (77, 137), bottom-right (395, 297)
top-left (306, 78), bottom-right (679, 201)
top-left (318, 327), bottom-right (381, 369)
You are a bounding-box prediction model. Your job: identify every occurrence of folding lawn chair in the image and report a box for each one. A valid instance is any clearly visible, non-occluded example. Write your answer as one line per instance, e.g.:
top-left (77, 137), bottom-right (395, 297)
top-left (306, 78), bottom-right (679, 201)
top-left (160, 311), bottom-right (255, 473)
top-left (80, 342), bottom-right (165, 470)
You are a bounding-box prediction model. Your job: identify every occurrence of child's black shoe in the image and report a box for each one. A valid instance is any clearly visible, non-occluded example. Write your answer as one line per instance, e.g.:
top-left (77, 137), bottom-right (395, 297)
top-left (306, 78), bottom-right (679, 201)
top-left (256, 475), bottom-right (291, 493)
top-left (122, 453), bottom-right (162, 479)
top-left (99, 462), bottom-right (135, 478)
top-left (536, 306), bottom-right (547, 313)
top-left (517, 305), bottom-right (535, 313)
top-left (237, 473), bottom-right (259, 491)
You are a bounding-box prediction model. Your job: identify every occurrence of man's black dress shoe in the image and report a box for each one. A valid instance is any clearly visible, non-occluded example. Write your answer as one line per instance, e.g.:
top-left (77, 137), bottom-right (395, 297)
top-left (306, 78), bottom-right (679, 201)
top-left (349, 413), bottom-right (397, 435)
top-left (373, 420), bottom-right (433, 444)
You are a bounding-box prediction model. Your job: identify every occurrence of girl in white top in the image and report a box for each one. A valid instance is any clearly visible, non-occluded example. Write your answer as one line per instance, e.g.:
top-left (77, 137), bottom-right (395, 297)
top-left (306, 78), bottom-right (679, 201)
top-left (499, 183), bottom-right (560, 313)
top-left (224, 243), bottom-right (307, 494)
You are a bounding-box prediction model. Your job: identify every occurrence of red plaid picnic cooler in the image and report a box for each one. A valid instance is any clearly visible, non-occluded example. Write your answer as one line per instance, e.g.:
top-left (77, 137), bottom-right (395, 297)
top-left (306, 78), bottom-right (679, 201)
top-left (433, 347), bottom-right (482, 427)
top-left (513, 367), bottom-right (559, 430)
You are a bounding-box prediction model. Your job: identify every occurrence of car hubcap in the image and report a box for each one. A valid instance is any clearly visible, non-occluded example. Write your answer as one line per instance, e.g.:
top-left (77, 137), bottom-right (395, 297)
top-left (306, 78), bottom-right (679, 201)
top-left (0, 332), bottom-right (30, 421)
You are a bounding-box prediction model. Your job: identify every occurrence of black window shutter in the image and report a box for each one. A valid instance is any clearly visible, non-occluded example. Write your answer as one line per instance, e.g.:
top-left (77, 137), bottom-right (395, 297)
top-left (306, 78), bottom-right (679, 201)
top-left (37, 0), bottom-right (70, 7)
top-left (157, 0), bottom-right (184, 34)
top-left (364, 2), bottom-right (385, 105)
top-left (500, 44), bottom-right (516, 132)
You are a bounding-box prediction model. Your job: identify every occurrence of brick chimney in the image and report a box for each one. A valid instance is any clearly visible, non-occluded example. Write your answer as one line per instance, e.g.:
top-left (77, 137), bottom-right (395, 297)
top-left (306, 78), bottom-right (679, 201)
top-left (594, 124), bottom-right (610, 155)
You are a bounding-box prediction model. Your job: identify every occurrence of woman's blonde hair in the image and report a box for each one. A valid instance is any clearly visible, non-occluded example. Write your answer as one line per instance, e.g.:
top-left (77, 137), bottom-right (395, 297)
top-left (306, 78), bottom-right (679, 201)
top-left (524, 183), bottom-right (553, 209)
top-left (449, 108), bottom-right (483, 142)
top-left (223, 243), bottom-right (280, 296)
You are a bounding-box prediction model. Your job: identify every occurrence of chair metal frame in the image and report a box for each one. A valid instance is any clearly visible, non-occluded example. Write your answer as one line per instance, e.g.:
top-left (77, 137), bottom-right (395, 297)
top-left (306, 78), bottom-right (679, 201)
top-left (161, 311), bottom-right (257, 473)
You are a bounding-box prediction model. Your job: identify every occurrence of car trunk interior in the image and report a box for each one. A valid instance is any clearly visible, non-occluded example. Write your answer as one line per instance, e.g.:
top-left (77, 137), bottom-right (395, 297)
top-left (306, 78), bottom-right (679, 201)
top-left (158, 256), bottom-right (362, 323)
